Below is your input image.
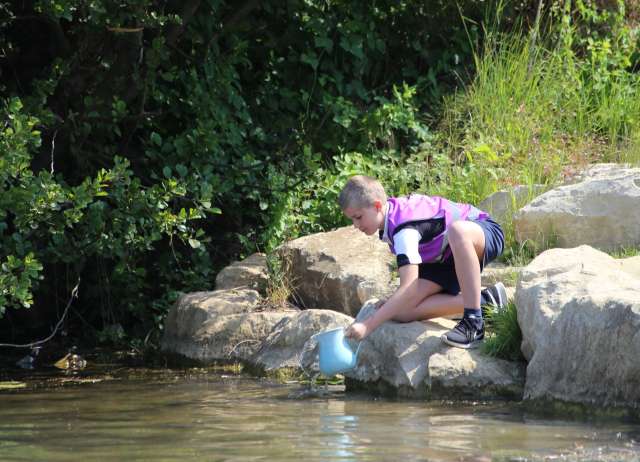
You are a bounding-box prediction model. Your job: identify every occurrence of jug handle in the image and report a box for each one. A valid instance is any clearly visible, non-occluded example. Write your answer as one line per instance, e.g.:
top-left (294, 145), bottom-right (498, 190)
top-left (353, 339), bottom-right (363, 359)
top-left (342, 327), bottom-right (364, 359)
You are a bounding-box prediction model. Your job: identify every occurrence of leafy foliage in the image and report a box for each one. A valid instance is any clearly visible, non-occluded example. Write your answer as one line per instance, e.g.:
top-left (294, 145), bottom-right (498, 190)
top-left (0, 0), bottom-right (491, 343)
top-left (1, 0), bottom-right (639, 347)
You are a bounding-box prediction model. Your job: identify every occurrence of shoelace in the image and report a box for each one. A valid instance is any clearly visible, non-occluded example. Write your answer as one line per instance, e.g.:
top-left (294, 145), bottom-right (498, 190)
top-left (453, 317), bottom-right (482, 342)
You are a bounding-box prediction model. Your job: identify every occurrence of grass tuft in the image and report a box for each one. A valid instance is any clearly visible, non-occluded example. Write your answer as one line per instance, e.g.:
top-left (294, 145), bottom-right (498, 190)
top-left (482, 301), bottom-right (525, 363)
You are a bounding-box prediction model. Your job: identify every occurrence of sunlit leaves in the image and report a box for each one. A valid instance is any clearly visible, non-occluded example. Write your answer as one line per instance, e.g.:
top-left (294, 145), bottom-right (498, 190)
top-left (0, 100), bottom-right (214, 314)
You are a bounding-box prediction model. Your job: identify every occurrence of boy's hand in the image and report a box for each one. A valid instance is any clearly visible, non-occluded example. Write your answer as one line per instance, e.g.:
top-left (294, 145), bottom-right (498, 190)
top-left (345, 321), bottom-right (368, 341)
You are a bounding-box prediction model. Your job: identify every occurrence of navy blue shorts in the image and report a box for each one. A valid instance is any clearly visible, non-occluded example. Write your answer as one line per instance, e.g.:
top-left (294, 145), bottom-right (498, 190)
top-left (417, 218), bottom-right (504, 295)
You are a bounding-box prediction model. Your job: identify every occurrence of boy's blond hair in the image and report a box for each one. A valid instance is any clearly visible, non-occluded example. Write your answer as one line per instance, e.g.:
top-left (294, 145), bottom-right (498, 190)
top-left (338, 175), bottom-right (387, 209)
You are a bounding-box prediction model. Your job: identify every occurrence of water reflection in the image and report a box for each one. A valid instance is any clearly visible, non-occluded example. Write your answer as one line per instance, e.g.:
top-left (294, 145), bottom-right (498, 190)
top-left (0, 371), bottom-right (639, 461)
top-left (318, 401), bottom-right (359, 460)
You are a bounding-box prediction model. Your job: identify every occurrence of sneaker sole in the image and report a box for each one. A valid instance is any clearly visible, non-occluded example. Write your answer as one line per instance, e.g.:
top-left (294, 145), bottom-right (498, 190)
top-left (440, 334), bottom-right (483, 349)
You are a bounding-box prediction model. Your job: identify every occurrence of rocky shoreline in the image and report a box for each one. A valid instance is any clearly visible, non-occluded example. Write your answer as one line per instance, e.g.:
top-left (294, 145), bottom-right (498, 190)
top-left (161, 164), bottom-right (640, 413)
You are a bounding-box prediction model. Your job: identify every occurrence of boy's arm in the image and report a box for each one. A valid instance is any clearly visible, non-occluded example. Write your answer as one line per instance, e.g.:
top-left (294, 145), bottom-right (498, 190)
top-left (346, 264), bottom-right (422, 339)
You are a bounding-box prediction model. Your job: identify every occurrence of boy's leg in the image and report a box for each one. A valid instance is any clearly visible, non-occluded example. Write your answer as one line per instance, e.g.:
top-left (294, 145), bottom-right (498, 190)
top-left (448, 220), bottom-right (485, 309)
top-left (441, 221), bottom-right (486, 348)
top-left (391, 280), bottom-right (464, 322)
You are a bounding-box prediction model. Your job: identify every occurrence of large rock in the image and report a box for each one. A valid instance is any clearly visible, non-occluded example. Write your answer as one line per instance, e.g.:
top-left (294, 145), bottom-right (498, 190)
top-left (161, 288), bottom-right (295, 362)
top-left (254, 309), bottom-right (353, 372)
top-left (516, 246), bottom-right (640, 407)
top-left (161, 288), bottom-right (353, 368)
top-left (161, 291), bottom-right (524, 400)
top-left (215, 253), bottom-right (269, 295)
top-left (514, 164), bottom-right (640, 251)
top-left (162, 289), bottom-right (263, 340)
top-left (278, 226), bottom-right (395, 316)
top-left (479, 184), bottom-right (545, 225)
top-left (344, 303), bottom-right (525, 399)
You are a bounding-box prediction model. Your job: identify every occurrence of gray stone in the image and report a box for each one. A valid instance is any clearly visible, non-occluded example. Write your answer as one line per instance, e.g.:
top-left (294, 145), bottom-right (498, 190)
top-left (215, 253), bottom-right (269, 295)
top-left (277, 226), bottom-right (395, 316)
top-left (162, 289), bottom-right (262, 340)
top-left (428, 348), bottom-right (525, 400)
top-left (514, 164), bottom-right (640, 251)
top-left (516, 246), bottom-right (640, 407)
top-left (344, 302), bottom-right (525, 399)
top-left (181, 311), bottom-right (293, 363)
top-left (160, 288), bottom-right (294, 363)
top-left (479, 184), bottom-right (545, 225)
top-left (254, 309), bottom-right (353, 372)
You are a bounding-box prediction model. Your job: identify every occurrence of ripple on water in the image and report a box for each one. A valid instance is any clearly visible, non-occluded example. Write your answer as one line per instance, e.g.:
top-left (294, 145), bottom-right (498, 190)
top-left (0, 371), bottom-right (640, 462)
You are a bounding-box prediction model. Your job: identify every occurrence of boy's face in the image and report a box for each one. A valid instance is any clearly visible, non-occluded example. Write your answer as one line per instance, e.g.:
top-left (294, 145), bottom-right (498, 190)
top-left (343, 200), bottom-right (385, 236)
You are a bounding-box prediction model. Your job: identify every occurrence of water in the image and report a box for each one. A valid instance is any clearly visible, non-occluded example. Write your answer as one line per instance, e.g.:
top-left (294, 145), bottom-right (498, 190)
top-left (1, 368), bottom-right (640, 461)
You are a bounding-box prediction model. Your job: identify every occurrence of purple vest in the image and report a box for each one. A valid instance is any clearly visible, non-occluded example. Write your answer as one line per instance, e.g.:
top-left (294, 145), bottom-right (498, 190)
top-left (381, 194), bottom-right (488, 263)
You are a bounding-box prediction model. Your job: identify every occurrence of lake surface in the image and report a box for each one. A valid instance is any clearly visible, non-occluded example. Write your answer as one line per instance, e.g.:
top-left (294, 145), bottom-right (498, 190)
top-left (1, 367), bottom-right (640, 461)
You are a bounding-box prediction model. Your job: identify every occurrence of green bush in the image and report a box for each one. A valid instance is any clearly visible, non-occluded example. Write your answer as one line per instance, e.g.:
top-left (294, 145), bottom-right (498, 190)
top-left (0, 97), bottom-right (214, 340)
top-left (2, 0), bottom-right (640, 346)
top-left (0, 0), bottom-right (494, 342)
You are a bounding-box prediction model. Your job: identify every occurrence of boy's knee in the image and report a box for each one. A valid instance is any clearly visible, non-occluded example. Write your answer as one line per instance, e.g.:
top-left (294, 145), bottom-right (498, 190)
top-left (448, 221), bottom-right (485, 259)
top-left (448, 221), bottom-right (469, 248)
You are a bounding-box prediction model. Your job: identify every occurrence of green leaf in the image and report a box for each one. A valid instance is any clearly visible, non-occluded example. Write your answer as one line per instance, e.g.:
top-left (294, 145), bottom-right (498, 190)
top-left (175, 164), bottom-right (188, 177)
top-left (300, 52), bottom-right (319, 70)
top-left (314, 36), bottom-right (333, 52)
top-left (150, 132), bottom-right (162, 146)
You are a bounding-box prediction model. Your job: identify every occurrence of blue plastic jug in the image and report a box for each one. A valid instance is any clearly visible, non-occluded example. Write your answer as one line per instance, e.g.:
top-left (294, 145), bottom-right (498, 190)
top-left (313, 327), bottom-right (362, 376)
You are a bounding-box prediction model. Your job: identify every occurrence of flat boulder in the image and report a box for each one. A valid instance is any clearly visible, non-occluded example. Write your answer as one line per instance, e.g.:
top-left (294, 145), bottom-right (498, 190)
top-left (215, 253), bottom-right (269, 295)
top-left (161, 288), bottom-right (295, 363)
top-left (516, 246), bottom-right (640, 408)
top-left (254, 309), bottom-right (353, 372)
top-left (344, 303), bottom-right (525, 399)
top-left (277, 226), bottom-right (395, 315)
top-left (514, 164), bottom-right (640, 251)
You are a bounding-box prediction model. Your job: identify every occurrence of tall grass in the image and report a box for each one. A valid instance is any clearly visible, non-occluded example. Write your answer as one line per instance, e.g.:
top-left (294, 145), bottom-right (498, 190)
top-left (444, 26), bottom-right (640, 177)
top-left (435, 24), bottom-right (640, 264)
top-left (277, 11), bottom-right (640, 266)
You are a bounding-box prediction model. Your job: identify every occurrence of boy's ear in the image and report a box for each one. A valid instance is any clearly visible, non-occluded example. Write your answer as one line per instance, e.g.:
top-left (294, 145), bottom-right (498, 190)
top-left (373, 199), bottom-right (383, 211)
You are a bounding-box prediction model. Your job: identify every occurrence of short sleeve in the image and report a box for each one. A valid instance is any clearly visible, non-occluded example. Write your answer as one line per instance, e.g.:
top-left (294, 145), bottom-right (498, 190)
top-left (392, 227), bottom-right (422, 266)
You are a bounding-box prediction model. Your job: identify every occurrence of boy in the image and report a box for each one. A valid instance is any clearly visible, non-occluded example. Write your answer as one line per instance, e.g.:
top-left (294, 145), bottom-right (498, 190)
top-left (339, 175), bottom-right (506, 349)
